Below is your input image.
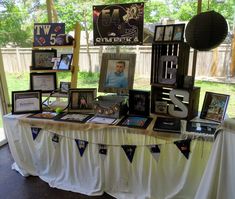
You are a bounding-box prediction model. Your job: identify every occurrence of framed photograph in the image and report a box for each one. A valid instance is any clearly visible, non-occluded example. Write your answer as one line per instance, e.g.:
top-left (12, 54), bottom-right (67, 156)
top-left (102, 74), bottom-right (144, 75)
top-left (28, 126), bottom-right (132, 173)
top-left (12, 90), bottom-right (42, 114)
top-left (54, 112), bottom-right (93, 123)
top-left (200, 92), bottom-right (230, 123)
top-left (69, 88), bottom-right (97, 112)
top-left (163, 25), bottom-right (174, 41)
top-left (129, 90), bottom-right (150, 116)
top-left (172, 24), bottom-right (185, 41)
top-left (28, 112), bottom-right (57, 120)
top-left (30, 72), bottom-right (57, 93)
top-left (154, 26), bottom-right (165, 42)
top-left (99, 53), bottom-right (136, 94)
top-left (51, 57), bottom-right (61, 69)
top-left (117, 115), bottom-right (153, 129)
top-left (57, 54), bottom-right (73, 70)
top-left (60, 81), bottom-right (71, 93)
top-left (32, 49), bottom-right (57, 70)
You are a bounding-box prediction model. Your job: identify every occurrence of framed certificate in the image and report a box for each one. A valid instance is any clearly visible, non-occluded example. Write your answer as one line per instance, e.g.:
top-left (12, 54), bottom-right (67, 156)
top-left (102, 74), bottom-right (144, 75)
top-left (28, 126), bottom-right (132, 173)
top-left (12, 90), bottom-right (42, 114)
top-left (30, 72), bottom-right (57, 93)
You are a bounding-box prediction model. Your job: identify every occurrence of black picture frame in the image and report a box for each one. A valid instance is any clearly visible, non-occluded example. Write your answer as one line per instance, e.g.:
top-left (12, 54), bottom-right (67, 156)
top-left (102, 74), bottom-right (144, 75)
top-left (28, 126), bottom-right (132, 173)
top-left (153, 24), bottom-right (185, 43)
top-left (12, 90), bottom-right (42, 114)
top-left (200, 92), bottom-right (230, 123)
top-left (30, 72), bottom-right (57, 93)
top-left (59, 81), bottom-right (71, 93)
top-left (68, 88), bottom-right (97, 113)
top-left (54, 112), bottom-right (93, 123)
top-left (27, 112), bottom-right (57, 120)
top-left (32, 49), bottom-right (57, 70)
top-left (57, 54), bottom-right (73, 70)
top-left (117, 115), bottom-right (153, 129)
top-left (98, 53), bottom-right (136, 94)
top-left (129, 89), bottom-right (150, 116)
top-left (172, 24), bottom-right (185, 42)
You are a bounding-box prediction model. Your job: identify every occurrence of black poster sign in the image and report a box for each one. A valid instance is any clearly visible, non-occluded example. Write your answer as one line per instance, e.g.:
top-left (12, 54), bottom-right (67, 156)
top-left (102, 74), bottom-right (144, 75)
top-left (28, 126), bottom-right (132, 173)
top-left (93, 3), bottom-right (144, 46)
top-left (33, 23), bottom-right (65, 47)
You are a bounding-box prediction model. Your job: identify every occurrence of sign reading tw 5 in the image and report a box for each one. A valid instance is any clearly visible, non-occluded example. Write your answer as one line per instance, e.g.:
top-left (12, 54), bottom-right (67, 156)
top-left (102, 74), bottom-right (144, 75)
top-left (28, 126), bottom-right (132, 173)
top-left (33, 23), bottom-right (65, 47)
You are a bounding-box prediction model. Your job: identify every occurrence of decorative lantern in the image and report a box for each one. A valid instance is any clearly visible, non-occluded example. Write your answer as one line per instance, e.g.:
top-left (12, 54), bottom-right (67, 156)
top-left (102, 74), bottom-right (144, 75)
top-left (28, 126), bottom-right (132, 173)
top-left (185, 11), bottom-right (228, 51)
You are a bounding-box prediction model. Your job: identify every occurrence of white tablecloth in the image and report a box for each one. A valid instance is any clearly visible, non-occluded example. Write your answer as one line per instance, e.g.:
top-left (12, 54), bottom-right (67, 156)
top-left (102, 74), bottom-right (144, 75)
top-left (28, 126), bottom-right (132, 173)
top-left (3, 114), bottom-right (214, 199)
top-left (195, 118), bottom-right (235, 199)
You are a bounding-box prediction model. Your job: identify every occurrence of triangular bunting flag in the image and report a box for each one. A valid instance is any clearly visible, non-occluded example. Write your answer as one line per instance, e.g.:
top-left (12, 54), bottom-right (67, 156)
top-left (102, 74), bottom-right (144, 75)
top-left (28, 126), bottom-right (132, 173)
top-left (148, 145), bottom-right (161, 162)
top-left (75, 139), bottom-right (88, 157)
top-left (174, 139), bottom-right (192, 159)
top-left (31, 127), bottom-right (41, 140)
top-left (99, 144), bottom-right (107, 161)
top-left (122, 145), bottom-right (136, 163)
top-left (52, 133), bottom-right (60, 143)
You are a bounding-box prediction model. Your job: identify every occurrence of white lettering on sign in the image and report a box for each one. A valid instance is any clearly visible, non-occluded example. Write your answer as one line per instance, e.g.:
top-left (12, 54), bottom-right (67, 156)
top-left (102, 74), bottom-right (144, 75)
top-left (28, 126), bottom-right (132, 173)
top-left (34, 25), bottom-right (51, 35)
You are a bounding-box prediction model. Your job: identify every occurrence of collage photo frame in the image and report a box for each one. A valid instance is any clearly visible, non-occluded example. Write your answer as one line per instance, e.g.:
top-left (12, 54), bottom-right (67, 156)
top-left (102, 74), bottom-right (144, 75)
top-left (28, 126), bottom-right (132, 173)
top-left (154, 24), bottom-right (185, 43)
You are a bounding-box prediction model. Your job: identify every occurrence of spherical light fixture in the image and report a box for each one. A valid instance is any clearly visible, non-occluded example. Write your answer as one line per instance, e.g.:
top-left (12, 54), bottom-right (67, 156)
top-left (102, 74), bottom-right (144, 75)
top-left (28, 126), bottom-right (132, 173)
top-left (185, 11), bottom-right (228, 51)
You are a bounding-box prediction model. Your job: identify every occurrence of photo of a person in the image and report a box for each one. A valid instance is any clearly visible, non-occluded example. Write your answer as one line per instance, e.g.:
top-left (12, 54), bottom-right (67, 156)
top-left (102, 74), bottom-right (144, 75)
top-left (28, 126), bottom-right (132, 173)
top-left (173, 25), bottom-right (184, 41)
top-left (105, 60), bottom-right (129, 88)
top-left (58, 54), bottom-right (73, 70)
top-left (134, 94), bottom-right (145, 111)
top-left (155, 26), bottom-right (164, 41)
top-left (164, 26), bottom-right (173, 41)
top-left (79, 96), bottom-right (88, 109)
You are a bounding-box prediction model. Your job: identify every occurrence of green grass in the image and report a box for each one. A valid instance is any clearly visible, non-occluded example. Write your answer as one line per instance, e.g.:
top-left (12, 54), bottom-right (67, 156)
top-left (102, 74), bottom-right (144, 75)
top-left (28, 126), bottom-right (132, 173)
top-left (4, 72), bottom-right (235, 119)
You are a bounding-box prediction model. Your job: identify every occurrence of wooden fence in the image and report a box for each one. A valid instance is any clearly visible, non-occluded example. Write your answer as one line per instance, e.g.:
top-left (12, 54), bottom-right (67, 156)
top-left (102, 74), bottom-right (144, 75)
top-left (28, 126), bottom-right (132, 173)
top-left (1, 44), bottom-right (232, 78)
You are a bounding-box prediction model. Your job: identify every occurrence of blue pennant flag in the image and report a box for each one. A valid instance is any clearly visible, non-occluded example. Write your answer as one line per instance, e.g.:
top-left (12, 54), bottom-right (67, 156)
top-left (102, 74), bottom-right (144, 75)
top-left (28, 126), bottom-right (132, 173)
top-left (52, 133), bottom-right (60, 143)
top-left (75, 139), bottom-right (88, 157)
top-left (148, 145), bottom-right (161, 162)
top-left (31, 127), bottom-right (41, 140)
top-left (174, 139), bottom-right (192, 159)
top-left (122, 145), bottom-right (136, 163)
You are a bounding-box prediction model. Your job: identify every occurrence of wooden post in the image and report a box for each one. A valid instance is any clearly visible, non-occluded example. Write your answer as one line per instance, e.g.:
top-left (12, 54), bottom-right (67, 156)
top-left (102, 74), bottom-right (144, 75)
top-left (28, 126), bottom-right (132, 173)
top-left (230, 26), bottom-right (235, 77)
top-left (0, 49), bottom-right (10, 114)
top-left (71, 22), bottom-right (81, 88)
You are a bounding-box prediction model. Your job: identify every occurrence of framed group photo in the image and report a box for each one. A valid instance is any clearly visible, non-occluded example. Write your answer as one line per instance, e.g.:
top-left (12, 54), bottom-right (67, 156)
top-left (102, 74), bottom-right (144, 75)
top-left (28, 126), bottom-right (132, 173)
top-left (98, 53), bottom-right (136, 94)
top-left (200, 92), bottom-right (230, 123)
top-left (12, 90), bottom-right (42, 114)
top-left (129, 90), bottom-right (150, 116)
top-left (30, 72), bottom-right (57, 93)
top-left (154, 24), bottom-right (185, 43)
top-left (69, 88), bottom-right (97, 113)
top-left (32, 49), bottom-right (57, 70)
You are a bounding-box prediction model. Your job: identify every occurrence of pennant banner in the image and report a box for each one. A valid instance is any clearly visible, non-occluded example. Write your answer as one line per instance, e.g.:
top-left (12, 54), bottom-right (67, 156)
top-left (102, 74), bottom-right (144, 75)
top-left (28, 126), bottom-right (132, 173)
top-left (148, 145), bottom-right (161, 162)
top-left (52, 133), bottom-right (60, 143)
top-left (174, 139), bottom-right (192, 159)
top-left (31, 127), bottom-right (41, 140)
top-left (75, 139), bottom-right (88, 157)
top-left (122, 145), bottom-right (136, 163)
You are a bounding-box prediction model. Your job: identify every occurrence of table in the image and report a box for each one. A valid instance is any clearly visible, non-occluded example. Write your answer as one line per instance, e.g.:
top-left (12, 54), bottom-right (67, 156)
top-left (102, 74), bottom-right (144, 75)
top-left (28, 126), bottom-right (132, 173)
top-left (3, 114), bottom-right (215, 199)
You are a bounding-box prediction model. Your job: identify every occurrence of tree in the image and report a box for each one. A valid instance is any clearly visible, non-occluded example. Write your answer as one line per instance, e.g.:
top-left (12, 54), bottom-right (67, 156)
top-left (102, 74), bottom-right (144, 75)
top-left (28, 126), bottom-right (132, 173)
top-left (0, 1), bottom-right (32, 47)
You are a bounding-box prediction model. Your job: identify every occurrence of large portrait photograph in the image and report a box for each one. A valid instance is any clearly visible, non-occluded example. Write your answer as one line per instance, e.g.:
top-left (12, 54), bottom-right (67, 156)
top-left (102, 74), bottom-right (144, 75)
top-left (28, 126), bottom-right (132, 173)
top-left (99, 53), bottom-right (136, 94)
